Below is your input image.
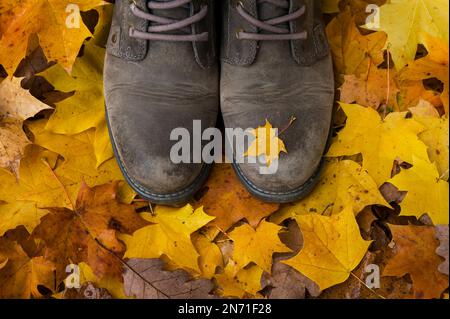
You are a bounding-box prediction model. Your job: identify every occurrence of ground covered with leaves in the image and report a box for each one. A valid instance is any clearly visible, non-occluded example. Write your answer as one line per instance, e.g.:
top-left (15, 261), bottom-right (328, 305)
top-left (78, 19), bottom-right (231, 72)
top-left (0, 0), bottom-right (448, 299)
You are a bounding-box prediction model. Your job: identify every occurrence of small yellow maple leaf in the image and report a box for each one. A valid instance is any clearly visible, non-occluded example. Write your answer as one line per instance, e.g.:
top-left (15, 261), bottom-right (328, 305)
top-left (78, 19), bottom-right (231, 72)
top-left (229, 220), bottom-right (291, 274)
top-left (245, 120), bottom-right (287, 166)
top-left (283, 206), bottom-right (371, 291)
top-left (388, 156), bottom-right (449, 225)
top-left (121, 205), bottom-right (215, 274)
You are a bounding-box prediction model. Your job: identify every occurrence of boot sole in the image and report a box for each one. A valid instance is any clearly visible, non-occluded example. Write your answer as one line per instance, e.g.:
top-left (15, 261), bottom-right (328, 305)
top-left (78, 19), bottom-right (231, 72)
top-left (105, 106), bottom-right (212, 206)
top-left (232, 127), bottom-right (334, 204)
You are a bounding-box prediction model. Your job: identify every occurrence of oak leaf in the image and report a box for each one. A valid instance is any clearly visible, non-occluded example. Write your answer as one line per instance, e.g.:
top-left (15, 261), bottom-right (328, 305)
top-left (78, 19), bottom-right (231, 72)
top-left (327, 103), bottom-right (429, 185)
top-left (284, 206), bottom-right (371, 291)
top-left (121, 205), bottom-right (215, 274)
top-left (383, 225), bottom-right (448, 299)
top-left (0, 0), bottom-right (105, 75)
top-left (196, 164), bottom-right (279, 232)
top-left (229, 220), bottom-right (291, 274)
top-left (388, 157), bottom-right (449, 225)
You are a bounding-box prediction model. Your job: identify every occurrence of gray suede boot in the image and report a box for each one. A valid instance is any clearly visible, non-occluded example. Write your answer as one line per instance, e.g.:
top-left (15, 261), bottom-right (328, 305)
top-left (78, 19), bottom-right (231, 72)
top-left (105, 0), bottom-right (218, 205)
top-left (220, 0), bottom-right (334, 203)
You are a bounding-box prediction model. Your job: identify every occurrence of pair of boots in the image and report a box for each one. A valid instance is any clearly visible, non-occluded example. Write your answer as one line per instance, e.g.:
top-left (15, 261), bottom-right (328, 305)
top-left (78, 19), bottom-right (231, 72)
top-left (104, 0), bottom-right (334, 206)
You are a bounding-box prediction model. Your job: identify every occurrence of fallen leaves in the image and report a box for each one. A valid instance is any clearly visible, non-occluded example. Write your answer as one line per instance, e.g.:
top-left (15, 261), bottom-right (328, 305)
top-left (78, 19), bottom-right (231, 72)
top-left (0, 0), bottom-right (448, 300)
top-left (196, 164), bottom-right (279, 232)
top-left (229, 220), bottom-right (291, 273)
top-left (32, 182), bottom-right (147, 284)
top-left (121, 205), bottom-right (215, 274)
top-left (0, 0), bottom-right (105, 75)
top-left (0, 238), bottom-right (55, 298)
top-left (284, 206), bottom-right (371, 291)
top-left (388, 157), bottom-right (449, 225)
top-left (0, 77), bottom-right (50, 176)
top-left (383, 225), bottom-right (448, 299)
top-left (364, 0), bottom-right (449, 69)
top-left (327, 103), bottom-right (428, 186)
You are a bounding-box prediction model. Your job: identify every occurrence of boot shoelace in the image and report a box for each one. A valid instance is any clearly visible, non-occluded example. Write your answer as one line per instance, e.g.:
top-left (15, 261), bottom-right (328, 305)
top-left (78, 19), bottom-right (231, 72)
top-left (236, 0), bottom-right (307, 41)
top-left (128, 0), bottom-right (209, 42)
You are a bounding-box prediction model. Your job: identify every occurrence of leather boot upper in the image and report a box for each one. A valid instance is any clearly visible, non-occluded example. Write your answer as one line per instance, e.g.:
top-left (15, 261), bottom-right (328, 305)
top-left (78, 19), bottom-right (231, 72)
top-left (105, 0), bottom-right (219, 201)
top-left (220, 0), bottom-right (334, 199)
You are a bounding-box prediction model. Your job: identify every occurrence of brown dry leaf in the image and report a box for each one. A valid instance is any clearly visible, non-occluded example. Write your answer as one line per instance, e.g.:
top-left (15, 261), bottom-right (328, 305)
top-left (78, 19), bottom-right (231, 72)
top-left (340, 64), bottom-right (399, 110)
top-left (0, 77), bottom-right (50, 176)
top-left (196, 164), bottom-right (279, 232)
top-left (123, 259), bottom-right (215, 299)
top-left (0, 77), bottom-right (50, 120)
top-left (383, 225), bottom-right (449, 299)
top-left (31, 182), bottom-right (148, 284)
top-left (435, 225), bottom-right (449, 276)
top-left (267, 221), bottom-right (320, 299)
top-left (0, 237), bottom-right (55, 298)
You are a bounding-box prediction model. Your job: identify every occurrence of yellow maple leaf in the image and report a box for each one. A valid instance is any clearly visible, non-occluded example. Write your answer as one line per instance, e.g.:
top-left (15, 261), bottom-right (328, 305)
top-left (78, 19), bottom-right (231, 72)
top-left (398, 36), bottom-right (449, 114)
top-left (215, 260), bottom-right (263, 298)
top-left (271, 160), bottom-right (390, 224)
top-left (22, 120), bottom-right (135, 208)
top-left (284, 206), bottom-right (371, 291)
top-left (192, 232), bottom-right (223, 279)
top-left (245, 120), bottom-right (287, 166)
top-left (39, 40), bottom-right (112, 167)
top-left (0, 202), bottom-right (49, 237)
top-left (327, 103), bottom-right (429, 186)
top-left (388, 156), bottom-right (449, 225)
top-left (326, 9), bottom-right (387, 76)
top-left (121, 205), bottom-right (215, 274)
top-left (0, 0), bottom-right (105, 75)
top-left (410, 101), bottom-right (449, 180)
top-left (229, 220), bottom-right (291, 274)
top-left (363, 0), bottom-right (449, 70)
